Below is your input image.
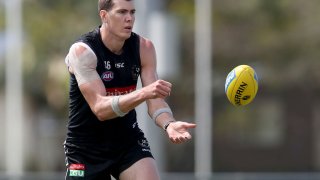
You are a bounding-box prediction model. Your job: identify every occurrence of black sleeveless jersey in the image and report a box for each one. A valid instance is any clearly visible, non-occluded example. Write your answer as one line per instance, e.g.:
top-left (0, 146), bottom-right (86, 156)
top-left (65, 27), bottom-right (144, 153)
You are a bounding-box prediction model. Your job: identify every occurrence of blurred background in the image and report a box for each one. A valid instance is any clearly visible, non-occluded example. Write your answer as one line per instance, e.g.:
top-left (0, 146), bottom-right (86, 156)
top-left (1, 0), bottom-right (320, 179)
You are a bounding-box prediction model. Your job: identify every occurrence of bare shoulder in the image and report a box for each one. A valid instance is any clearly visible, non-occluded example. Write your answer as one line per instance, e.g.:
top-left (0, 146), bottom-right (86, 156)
top-left (139, 36), bottom-right (156, 53)
top-left (66, 42), bottom-right (98, 78)
top-left (139, 36), bottom-right (156, 67)
top-left (70, 42), bottom-right (96, 57)
top-left (138, 36), bottom-right (159, 85)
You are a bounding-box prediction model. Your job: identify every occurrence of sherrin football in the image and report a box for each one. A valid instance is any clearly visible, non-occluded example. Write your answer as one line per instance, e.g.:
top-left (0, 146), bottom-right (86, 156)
top-left (225, 65), bottom-right (258, 106)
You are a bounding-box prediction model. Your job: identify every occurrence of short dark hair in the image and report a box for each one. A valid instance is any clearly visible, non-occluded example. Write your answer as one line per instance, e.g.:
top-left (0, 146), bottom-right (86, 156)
top-left (98, 0), bottom-right (132, 12)
top-left (98, 0), bottom-right (114, 11)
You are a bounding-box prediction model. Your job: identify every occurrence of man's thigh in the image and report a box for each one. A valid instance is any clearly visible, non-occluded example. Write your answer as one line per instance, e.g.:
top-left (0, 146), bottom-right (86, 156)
top-left (119, 157), bottom-right (160, 180)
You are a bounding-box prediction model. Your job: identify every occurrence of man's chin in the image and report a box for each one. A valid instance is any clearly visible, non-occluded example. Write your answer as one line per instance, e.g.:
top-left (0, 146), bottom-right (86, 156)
top-left (120, 33), bottom-right (132, 40)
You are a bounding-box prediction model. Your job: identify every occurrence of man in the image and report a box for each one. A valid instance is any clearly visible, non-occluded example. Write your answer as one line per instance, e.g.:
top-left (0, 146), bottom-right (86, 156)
top-left (64, 0), bottom-right (196, 179)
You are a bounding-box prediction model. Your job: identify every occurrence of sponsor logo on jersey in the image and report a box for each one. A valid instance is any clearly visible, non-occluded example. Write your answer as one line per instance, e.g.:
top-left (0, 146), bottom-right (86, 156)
top-left (68, 164), bottom-right (85, 177)
top-left (132, 122), bottom-right (138, 129)
top-left (105, 85), bottom-right (136, 96)
top-left (101, 71), bottom-right (114, 81)
top-left (131, 65), bottom-right (141, 80)
top-left (115, 62), bottom-right (125, 68)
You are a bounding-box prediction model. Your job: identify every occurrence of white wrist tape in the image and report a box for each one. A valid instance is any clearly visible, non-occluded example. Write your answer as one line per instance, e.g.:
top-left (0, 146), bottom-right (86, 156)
top-left (152, 107), bottom-right (173, 121)
top-left (111, 96), bottom-right (127, 117)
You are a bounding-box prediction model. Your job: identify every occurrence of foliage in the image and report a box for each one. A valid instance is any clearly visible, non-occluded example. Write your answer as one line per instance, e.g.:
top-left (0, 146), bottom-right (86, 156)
top-left (21, 0), bottom-right (100, 116)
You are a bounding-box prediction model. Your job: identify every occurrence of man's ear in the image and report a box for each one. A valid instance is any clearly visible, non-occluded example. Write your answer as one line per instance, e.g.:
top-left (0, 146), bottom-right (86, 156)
top-left (99, 10), bottom-right (109, 23)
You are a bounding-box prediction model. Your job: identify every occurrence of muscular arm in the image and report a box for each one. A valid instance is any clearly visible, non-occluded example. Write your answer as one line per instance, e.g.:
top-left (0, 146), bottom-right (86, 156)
top-left (66, 42), bottom-right (170, 121)
top-left (140, 37), bottom-right (197, 144)
top-left (139, 37), bottom-right (175, 129)
top-left (66, 43), bottom-right (147, 120)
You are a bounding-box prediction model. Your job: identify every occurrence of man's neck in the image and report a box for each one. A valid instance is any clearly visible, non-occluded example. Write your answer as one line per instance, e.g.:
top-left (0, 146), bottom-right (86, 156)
top-left (100, 26), bottom-right (125, 55)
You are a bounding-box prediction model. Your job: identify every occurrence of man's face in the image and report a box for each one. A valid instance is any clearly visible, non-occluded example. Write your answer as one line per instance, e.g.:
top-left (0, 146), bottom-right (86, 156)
top-left (106, 0), bottom-right (135, 40)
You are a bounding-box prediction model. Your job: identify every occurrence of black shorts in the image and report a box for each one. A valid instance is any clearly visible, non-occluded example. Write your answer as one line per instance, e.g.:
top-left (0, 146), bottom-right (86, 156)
top-left (64, 137), bottom-right (153, 180)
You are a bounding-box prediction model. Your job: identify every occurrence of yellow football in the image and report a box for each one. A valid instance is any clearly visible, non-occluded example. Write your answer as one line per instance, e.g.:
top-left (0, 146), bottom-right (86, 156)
top-left (225, 65), bottom-right (258, 106)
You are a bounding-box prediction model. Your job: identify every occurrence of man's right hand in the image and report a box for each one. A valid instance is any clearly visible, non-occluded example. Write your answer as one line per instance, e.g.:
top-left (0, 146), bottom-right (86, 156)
top-left (143, 80), bottom-right (172, 99)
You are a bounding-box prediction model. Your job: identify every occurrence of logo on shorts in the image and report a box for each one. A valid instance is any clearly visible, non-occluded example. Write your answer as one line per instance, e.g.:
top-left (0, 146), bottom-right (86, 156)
top-left (138, 139), bottom-right (150, 148)
top-left (138, 138), bottom-right (151, 152)
top-left (69, 164), bottom-right (85, 177)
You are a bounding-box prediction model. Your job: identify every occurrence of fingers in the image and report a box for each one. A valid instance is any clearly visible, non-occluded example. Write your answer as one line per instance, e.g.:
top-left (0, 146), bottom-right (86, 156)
top-left (158, 79), bottom-right (172, 87)
top-left (169, 131), bottom-right (192, 144)
top-left (156, 80), bottom-right (172, 97)
top-left (182, 123), bottom-right (197, 129)
top-left (169, 132), bottom-right (192, 144)
top-left (167, 121), bottom-right (196, 144)
top-left (147, 79), bottom-right (172, 99)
